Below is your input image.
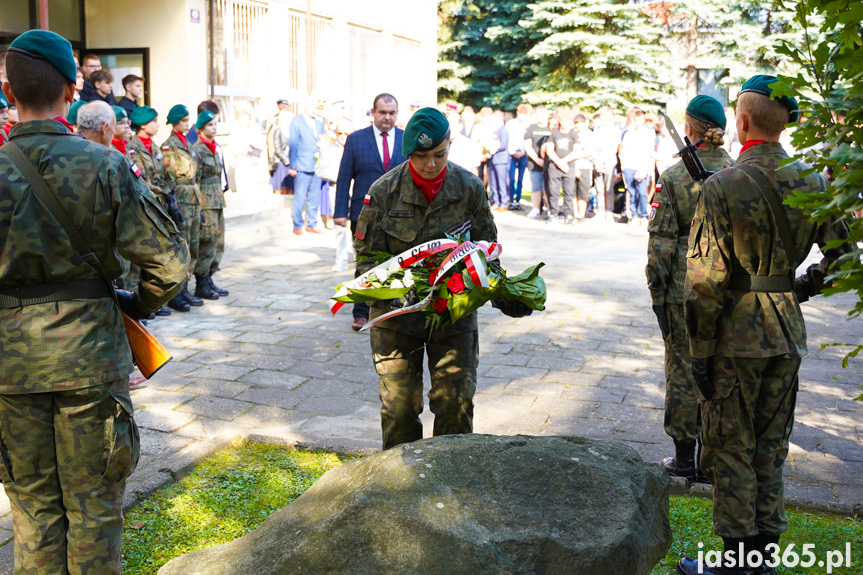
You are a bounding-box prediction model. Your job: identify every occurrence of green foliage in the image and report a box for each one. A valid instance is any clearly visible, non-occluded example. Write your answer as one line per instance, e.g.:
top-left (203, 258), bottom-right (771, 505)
top-left (121, 440), bottom-right (351, 575)
top-left (770, 0), bottom-right (863, 386)
top-left (651, 495), bottom-right (863, 574)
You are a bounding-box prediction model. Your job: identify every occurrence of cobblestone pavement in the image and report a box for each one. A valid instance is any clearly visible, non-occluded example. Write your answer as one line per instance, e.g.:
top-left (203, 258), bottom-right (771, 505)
top-left (0, 209), bottom-right (861, 568)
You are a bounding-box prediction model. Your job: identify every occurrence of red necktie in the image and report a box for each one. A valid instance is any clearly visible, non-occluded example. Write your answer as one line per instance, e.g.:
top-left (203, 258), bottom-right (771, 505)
top-left (382, 131), bottom-right (390, 171)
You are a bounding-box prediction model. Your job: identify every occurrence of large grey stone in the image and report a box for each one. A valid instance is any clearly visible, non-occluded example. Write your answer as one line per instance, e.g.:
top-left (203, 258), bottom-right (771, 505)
top-left (158, 434), bottom-right (671, 575)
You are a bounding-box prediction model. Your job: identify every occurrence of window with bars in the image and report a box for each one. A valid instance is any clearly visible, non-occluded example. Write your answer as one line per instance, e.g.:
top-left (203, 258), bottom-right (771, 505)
top-left (308, 17), bottom-right (333, 95)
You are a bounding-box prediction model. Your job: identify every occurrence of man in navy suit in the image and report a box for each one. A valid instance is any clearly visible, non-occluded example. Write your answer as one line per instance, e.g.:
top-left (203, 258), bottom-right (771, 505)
top-left (289, 100), bottom-right (325, 234)
top-left (334, 93), bottom-right (406, 330)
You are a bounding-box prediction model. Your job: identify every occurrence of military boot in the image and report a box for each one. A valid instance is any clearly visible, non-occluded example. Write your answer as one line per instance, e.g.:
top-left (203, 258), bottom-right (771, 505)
top-left (693, 438), bottom-right (710, 484)
top-left (194, 274), bottom-right (219, 300)
top-left (677, 558), bottom-right (754, 575)
top-left (181, 282), bottom-right (204, 306)
top-left (662, 439), bottom-right (697, 481)
top-left (208, 275), bottom-right (229, 296)
top-left (167, 293), bottom-right (190, 312)
top-left (752, 534), bottom-right (780, 575)
top-left (678, 537), bottom-right (758, 575)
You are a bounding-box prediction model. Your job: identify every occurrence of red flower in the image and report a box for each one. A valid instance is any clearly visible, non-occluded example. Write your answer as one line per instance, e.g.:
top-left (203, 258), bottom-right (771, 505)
top-left (433, 298), bottom-right (448, 313)
top-left (447, 273), bottom-right (466, 294)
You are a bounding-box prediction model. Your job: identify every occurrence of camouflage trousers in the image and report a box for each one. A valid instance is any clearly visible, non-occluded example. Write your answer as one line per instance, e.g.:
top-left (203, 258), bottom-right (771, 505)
top-left (370, 328), bottom-right (478, 450)
top-left (177, 202), bottom-right (201, 280)
top-left (116, 262), bottom-right (140, 291)
top-left (0, 378), bottom-right (140, 574)
top-left (700, 355), bottom-right (800, 539)
top-left (661, 304), bottom-right (700, 443)
top-left (195, 208), bottom-right (224, 277)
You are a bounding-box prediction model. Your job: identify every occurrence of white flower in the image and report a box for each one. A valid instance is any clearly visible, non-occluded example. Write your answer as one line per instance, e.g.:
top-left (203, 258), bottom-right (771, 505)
top-left (377, 266), bottom-right (389, 282)
top-left (390, 279), bottom-right (404, 289)
top-left (403, 269), bottom-right (414, 287)
top-left (388, 260), bottom-right (401, 275)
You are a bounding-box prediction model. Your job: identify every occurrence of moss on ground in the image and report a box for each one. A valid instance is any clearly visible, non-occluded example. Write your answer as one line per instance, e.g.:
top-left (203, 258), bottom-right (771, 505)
top-left (122, 440), bottom-right (860, 574)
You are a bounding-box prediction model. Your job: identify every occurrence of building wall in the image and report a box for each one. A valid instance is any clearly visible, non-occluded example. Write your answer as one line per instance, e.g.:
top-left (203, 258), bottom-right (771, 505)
top-left (84, 0), bottom-right (436, 138)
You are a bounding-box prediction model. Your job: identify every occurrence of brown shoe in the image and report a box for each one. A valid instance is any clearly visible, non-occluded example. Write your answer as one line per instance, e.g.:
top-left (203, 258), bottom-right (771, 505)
top-left (351, 317), bottom-right (368, 331)
top-left (305, 227), bottom-right (323, 234)
top-left (293, 228), bottom-right (303, 235)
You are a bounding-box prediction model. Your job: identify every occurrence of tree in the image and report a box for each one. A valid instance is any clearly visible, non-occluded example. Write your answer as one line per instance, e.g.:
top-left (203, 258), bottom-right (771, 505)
top-left (523, 0), bottom-right (673, 111)
top-left (771, 0), bottom-right (863, 387)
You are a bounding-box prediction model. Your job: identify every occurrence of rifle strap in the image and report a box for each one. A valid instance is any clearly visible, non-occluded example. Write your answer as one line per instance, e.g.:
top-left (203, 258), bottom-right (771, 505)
top-left (737, 162), bottom-right (800, 274)
top-left (0, 141), bottom-right (119, 306)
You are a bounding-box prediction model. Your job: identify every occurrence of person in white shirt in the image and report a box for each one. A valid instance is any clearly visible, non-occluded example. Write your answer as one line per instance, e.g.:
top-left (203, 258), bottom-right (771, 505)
top-left (591, 107), bottom-right (622, 217)
top-left (618, 108), bottom-right (655, 224)
top-left (505, 103), bottom-right (532, 210)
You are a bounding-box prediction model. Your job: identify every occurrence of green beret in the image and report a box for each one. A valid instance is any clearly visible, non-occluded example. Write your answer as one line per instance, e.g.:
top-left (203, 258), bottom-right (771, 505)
top-left (402, 107), bottom-right (450, 157)
top-left (66, 100), bottom-right (86, 125)
top-left (195, 110), bottom-right (216, 130)
top-left (740, 74), bottom-right (799, 123)
top-left (685, 95), bottom-right (726, 130)
top-left (130, 106), bottom-right (158, 127)
top-left (8, 30), bottom-right (77, 84)
top-left (0, 93), bottom-right (8, 110)
top-left (112, 105), bottom-right (128, 122)
top-left (167, 104), bottom-right (190, 125)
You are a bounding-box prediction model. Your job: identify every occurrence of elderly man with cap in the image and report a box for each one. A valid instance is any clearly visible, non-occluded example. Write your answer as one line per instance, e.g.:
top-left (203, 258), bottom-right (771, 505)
top-left (354, 107), bottom-right (532, 450)
top-left (192, 109), bottom-right (230, 300)
top-left (645, 95), bottom-right (734, 486)
top-left (0, 30), bottom-right (187, 574)
top-left (162, 103), bottom-right (206, 310)
top-left (677, 76), bottom-right (852, 575)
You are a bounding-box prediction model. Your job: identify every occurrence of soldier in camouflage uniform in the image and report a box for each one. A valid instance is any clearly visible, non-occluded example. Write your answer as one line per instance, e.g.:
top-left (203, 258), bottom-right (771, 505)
top-left (128, 105), bottom-right (183, 313)
top-left (678, 76), bottom-right (852, 575)
top-left (191, 110), bottom-right (229, 300)
top-left (646, 96), bottom-right (734, 483)
top-left (355, 108), bottom-right (532, 450)
top-left (0, 30), bottom-right (188, 574)
top-left (161, 104), bottom-right (204, 309)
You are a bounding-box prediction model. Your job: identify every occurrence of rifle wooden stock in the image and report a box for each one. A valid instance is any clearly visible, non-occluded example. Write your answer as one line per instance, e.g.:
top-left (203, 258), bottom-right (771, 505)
top-left (121, 311), bottom-right (173, 379)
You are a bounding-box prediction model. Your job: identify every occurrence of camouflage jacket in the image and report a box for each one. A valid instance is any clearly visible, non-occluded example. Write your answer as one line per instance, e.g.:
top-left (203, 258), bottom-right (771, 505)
top-left (161, 132), bottom-right (202, 205)
top-left (128, 135), bottom-right (168, 199)
top-left (192, 140), bottom-right (226, 210)
top-left (647, 147), bottom-right (734, 306)
top-left (684, 142), bottom-right (851, 359)
top-left (0, 120), bottom-right (189, 394)
top-left (354, 161), bottom-right (498, 340)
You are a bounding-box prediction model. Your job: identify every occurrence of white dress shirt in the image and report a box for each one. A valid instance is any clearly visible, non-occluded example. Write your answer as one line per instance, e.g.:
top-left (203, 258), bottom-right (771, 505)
top-left (372, 124), bottom-right (394, 165)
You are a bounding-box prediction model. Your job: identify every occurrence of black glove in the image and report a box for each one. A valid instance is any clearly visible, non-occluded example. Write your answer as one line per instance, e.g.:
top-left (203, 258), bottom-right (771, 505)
top-left (652, 304), bottom-right (670, 339)
top-left (385, 289), bottom-right (419, 312)
top-left (115, 289), bottom-right (152, 321)
top-left (690, 356), bottom-right (714, 400)
top-left (492, 299), bottom-right (533, 318)
top-left (166, 193), bottom-right (184, 224)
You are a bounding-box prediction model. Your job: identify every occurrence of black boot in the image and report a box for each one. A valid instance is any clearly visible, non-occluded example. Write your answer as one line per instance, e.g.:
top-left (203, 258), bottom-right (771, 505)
top-left (155, 307), bottom-right (172, 316)
top-left (194, 274), bottom-right (219, 300)
top-left (662, 439), bottom-right (697, 481)
top-left (182, 283), bottom-right (204, 306)
top-left (207, 275), bottom-right (229, 296)
top-left (167, 294), bottom-right (190, 312)
top-left (752, 534), bottom-right (780, 575)
top-left (694, 438), bottom-right (710, 484)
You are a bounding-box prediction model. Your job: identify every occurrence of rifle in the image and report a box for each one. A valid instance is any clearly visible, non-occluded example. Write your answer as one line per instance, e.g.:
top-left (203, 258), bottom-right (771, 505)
top-left (659, 112), bottom-right (714, 182)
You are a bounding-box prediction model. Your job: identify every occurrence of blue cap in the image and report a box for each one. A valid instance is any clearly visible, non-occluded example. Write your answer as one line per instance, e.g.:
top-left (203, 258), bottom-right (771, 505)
top-left (9, 30), bottom-right (77, 84)
top-left (740, 74), bottom-right (799, 123)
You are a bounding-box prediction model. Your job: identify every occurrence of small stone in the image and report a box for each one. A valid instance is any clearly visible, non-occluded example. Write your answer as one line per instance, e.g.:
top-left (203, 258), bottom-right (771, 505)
top-left (414, 449), bottom-right (423, 454)
top-left (419, 474), bottom-right (426, 478)
top-left (425, 463), bottom-right (432, 468)
top-left (436, 502), bottom-right (445, 509)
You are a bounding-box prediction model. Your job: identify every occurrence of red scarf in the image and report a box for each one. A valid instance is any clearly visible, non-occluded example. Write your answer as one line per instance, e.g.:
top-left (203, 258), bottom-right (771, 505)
top-left (409, 162), bottom-right (447, 204)
top-left (740, 139), bottom-right (768, 154)
top-left (112, 138), bottom-right (127, 155)
top-left (139, 136), bottom-right (153, 155)
top-left (173, 131), bottom-right (187, 147)
top-left (199, 135), bottom-right (218, 157)
top-left (3, 124), bottom-right (10, 135)
top-left (53, 116), bottom-right (74, 132)
top-left (0, 131), bottom-right (3, 146)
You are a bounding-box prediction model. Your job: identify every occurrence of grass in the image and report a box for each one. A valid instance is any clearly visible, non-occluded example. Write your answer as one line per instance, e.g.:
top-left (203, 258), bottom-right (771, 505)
top-left (652, 496), bottom-right (862, 574)
top-left (122, 441), bottom-right (861, 575)
top-left (121, 440), bottom-right (351, 575)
